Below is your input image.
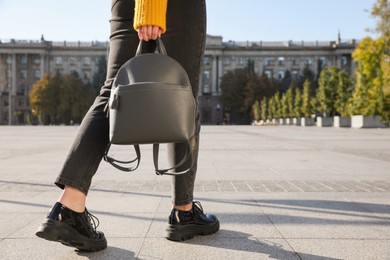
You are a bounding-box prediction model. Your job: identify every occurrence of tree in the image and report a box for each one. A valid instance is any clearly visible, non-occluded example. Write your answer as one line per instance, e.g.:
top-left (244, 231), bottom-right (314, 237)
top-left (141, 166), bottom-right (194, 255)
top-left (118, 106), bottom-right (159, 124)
top-left (281, 93), bottom-right (288, 118)
top-left (30, 73), bottom-right (94, 125)
top-left (261, 97), bottom-right (268, 121)
top-left (351, 37), bottom-right (385, 116)
top-left (273, 92), bottom-right (282, 119)
top-left (58, 74), bottom-right (95, 124)
top-left (220, 69), bottom-right (250, 124)
top-left (370, 0), bottom-right (390, 121)
top-left (29, 73), bottom-right (61, 124)
top-left (371, 0), bottom-right (390, 55)
top-left (252, 100), bottom-right (261, 122)
top-left (293, 88), bottom-right (303, 118)
top-left (301, 80), bottom-right (314, 117)
top-left (316, 67), bottom-right (339, 117)
top-left (335, 69), bottom-right (353, 116)
top-left (268, 96), bottom-right (275, 120)
top-left (298, 66), bottom-right (316, 92)
top-left (285, 87), bottom-right (294, 118)
top-left (278, 70), bottom-right (292, 93)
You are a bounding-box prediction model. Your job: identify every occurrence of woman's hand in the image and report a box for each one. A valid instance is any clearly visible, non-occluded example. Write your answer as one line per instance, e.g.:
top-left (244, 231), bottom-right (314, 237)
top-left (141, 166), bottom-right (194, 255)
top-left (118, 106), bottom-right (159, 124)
top-left (137, 25), bottom-right (162, 41)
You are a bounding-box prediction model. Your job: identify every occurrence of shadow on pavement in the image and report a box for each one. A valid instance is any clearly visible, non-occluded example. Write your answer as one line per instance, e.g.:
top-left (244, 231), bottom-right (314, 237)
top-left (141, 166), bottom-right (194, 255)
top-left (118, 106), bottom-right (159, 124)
top-left (187, 230), bottom-right (339, 260)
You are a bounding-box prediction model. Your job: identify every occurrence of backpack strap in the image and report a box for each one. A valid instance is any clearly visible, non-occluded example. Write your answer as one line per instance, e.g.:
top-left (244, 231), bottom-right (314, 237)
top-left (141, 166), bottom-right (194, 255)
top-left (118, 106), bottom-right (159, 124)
top-left (103, 143), bottom-right (141, 172)
top-left (153, 143), bottom-right (191, 176)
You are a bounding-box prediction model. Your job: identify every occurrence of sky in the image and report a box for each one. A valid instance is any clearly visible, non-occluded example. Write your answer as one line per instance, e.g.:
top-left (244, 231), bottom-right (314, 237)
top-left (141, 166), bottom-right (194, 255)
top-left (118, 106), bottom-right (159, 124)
top-left (0, 0), bottom-right (378, 43)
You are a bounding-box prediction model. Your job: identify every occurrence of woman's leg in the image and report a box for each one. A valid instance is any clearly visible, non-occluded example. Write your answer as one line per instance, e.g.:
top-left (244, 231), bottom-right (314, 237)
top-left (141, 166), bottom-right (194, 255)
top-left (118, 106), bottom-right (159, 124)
top-left (163, 0), bottom-right (219, 241)
top-left (55, 0), bottom-right (140, 197)
top-left (36, 0), bottom-right (139, 251)
top-left (163, 0), bottom-right (205, 207)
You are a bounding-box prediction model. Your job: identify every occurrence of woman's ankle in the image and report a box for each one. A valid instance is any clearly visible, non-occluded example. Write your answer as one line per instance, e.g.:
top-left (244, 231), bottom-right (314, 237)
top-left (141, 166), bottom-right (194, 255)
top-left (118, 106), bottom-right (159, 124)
top-left (173, 202), bottom-right (193, 212)
top-left (58, 186), bottom-right (87, 213)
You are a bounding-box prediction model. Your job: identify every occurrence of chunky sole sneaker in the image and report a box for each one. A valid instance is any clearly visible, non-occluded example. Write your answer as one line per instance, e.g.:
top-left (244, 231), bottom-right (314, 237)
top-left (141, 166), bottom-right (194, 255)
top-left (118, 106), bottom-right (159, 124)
top-left (166, 220), bottom-right (220, 241)
top-left (36, 218), bottom-right (107, 252)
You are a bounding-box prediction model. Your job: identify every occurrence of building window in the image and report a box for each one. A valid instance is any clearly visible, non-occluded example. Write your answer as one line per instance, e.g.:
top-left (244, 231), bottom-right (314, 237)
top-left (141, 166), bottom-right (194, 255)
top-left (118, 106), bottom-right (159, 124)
top-left (20, 55), bottom-right (28, 65)
top-left (55, 57), bottom-right (62, 65)
top-left (34, 57), bottom-right (41, 65)
top-left (6, 56), bottom-right (12, 64)
top-left (69, 57), bottom-right (77, 65)
top-left (278, 70), bottom-right (285, 80)
top-left (34, 70), bottom-right (41, 79)
top-left (292, 70), bottom-right (299, 80)
top-left (292, 58), bottom-right (299, 66)
top-left (203, 57), bottom-right (210, 65)
top-left (237, 57), bottom-right (245, 65)
top-left (20, 70), bottom-right (27, 79)
top-left (264, 58), bottom-right (273, 66)
top-left (18, 98), bottom-right (25, 108)
top-left (278, 57), bottom-right (285, 66)
top-left (341, 56), bottom-right (348, 67)
top-left (203, 84), bottom-right (210, 94)
top-left (305, 58), bottom-right (312, 65)
top-left (203, 70), bottom-right (210, 80)
top-left (83, 71), bottom-right (91, 81)
top-left (265, 70), bottom-right (272, 79)
top-left (319, 57), bottom-right (327, 68)
top-left (223, 57), bottom-right (230, 65)
top-left (83, 57), bottom-right (91, 65)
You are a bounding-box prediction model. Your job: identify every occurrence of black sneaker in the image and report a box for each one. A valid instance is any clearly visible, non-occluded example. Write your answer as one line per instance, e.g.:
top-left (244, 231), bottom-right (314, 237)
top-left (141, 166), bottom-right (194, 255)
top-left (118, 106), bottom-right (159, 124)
top-left (166, 201), bottom-right (220, 241)
top-left (35, 202), bottom-right (107, 252)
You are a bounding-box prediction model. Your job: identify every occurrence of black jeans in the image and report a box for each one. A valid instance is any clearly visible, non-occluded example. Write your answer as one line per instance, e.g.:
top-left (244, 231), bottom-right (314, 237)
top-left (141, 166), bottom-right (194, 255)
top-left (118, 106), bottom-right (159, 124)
top-left (55, 0), bottom-right (206, 206)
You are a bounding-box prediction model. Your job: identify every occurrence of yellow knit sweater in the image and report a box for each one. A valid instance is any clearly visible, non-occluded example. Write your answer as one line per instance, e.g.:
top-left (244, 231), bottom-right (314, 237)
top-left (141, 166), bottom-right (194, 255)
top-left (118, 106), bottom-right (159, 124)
top-left (133, 0), bottom-right (168, 33)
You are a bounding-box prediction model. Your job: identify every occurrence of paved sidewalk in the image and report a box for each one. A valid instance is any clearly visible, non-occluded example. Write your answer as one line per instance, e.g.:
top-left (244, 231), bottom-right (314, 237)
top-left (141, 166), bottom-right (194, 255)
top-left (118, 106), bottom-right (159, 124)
top-left (0, 125), bottom-right (389, 259)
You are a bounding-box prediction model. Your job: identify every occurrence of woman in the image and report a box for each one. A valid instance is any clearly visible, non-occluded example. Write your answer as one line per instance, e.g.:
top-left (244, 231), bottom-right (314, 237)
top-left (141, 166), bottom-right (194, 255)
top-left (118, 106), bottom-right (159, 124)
top-left (35, 0), bottom-right (219, 252)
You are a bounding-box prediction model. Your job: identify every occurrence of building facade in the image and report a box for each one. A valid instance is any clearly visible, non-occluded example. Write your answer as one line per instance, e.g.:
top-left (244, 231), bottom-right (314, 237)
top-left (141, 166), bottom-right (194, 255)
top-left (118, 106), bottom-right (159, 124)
top-left (0, 35), bottom-right (357, 125)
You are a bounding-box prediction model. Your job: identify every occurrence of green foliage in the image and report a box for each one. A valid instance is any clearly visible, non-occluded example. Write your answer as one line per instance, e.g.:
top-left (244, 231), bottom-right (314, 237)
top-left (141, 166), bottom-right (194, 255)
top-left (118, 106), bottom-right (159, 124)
top-left (371, 0), bottom-right (390, 122)
top-left (301, 80), bottom-right (314, 117)
top-left (261, 97), bottom-right (268, 120)
top-left (317, 68), bottom-right (336, 117)
top-left (281, 93), bottom-right (288, 118)
top-left (220, 69), bottom-right (249, 124)
top-left (29, 74), bottom-right (61, 124)
top-left (220, 61), bottom-right (277, 124)
top-left (268, 96), bottom-right (275, 120)
top-left (335, 69), bottom-right (354, 116)
top-left (273, 92), bottom-right (282, 119)
top-left (316, 67), bottom-right (340, 117)
top-left (29, 73), bottom-right (94, 125)
top-left (252, 100), bottom-right (260, 122)
top-left (58, 74), bottom-right (95, 124)
top-left (285, 87), bottom-right (294, 118)
top-left (293, 88), bottom-right (303, 118)
top-left (351, 37), bottom-right (385, 116)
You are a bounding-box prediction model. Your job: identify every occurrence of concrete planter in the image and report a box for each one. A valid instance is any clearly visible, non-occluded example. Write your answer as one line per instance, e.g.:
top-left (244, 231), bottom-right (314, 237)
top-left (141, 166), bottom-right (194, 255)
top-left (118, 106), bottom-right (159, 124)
top-left (351, 115), bottom-right (388, 128)
top-left (301, 117), bottom-right (315, 126)
top-left (286, 118), bottom-right (292, 125)
top-left (282, 118), bottom-right (288, 125)
top-left (293, 117), bottom-right (301, 126)
top-left (272, 119), bottom-right (278, 125)
top-left (333, 116), bottom-right (351, 127)
top-left (278, 118), bottom-right (284, 125)
top-left (316, 117), bottom-right (333, 127)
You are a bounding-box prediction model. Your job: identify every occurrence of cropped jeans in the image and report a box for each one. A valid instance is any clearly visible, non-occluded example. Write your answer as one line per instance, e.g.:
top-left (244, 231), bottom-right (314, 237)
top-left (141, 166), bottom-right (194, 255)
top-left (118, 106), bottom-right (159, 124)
top-left (55, 0), bottom-right (206, 206)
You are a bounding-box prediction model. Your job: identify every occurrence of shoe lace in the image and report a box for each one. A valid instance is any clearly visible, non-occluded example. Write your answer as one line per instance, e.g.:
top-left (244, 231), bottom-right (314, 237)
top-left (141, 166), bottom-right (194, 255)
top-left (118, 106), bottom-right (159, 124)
top-left (193, 201), bottom-right (204, 213)
top-left (85, 209), bottom-right (100, 233)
